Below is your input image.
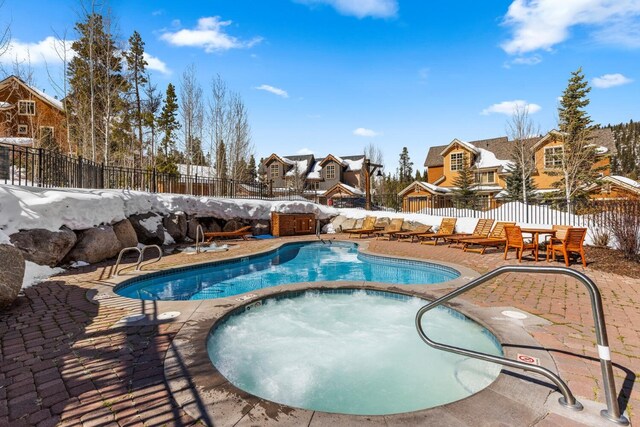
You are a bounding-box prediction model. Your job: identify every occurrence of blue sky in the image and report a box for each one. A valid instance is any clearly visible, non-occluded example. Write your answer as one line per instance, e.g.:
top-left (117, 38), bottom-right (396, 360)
top-left (2, 0), bottom-right (639, 170)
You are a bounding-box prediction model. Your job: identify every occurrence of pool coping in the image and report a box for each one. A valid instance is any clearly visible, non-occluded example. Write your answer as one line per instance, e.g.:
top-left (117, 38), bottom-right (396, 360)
top-left (90, 237), bottom-right (574, 425)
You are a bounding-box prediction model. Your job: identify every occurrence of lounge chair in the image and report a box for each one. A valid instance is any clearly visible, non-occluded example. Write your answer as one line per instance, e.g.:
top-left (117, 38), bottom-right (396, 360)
top-left (504, 225), bottom-right (538, 262)
top-left (416, 218), bottom-right (457, 245)
top-left (444, 218), bottom-right (495, 247)
top-left (374, 218), bottom-right (404, 240)
top-left (546, 227), bottom-right (587, 267)
top-left (344, 216), bottom-right (378, 239)
top-left (461, 221), bottom-right (515, 254)
top-left (394, 225), bottom-right (433, 242)
top-left (204, 225), bottom-right (253, 242)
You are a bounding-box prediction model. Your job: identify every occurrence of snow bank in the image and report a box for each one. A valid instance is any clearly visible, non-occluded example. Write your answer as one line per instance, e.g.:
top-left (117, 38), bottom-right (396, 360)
top-left (22, 261), bottom-right (64, 289)
top-left (0, 185), bottom-right (338, 235)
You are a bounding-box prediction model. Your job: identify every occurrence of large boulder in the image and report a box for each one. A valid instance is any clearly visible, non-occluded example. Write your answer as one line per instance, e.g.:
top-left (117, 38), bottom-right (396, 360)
top-left (339, 218), bottom-right (357, 232)
top-left (9, 227), bottom-right (76, 267)
top-left (250, 219), bottom-right (270, 236)
top-left (0, 244), bottom-right (26, 310)
top-left (186, 217), bottom-right (221, 240)
top-left (113, 219), bottom-right (138, 249)
top-left (129, 213), bottom-right (164, 245)
top-left (374, 217), bottom-right (390, 228)
top-left (64, 225), bottom-right (122, 264)
top-left (163, 213), bottom-right (188, 242)
top-left (330, 215), bottom-right (348, 231)
top-left (223, 219), bottom-right (247, 232)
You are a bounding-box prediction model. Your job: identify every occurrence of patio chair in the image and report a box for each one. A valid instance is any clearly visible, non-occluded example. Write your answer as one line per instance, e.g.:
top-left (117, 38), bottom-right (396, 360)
top-left (416, 218), bottom-right (457, 245)
top-left (444, 218), bottom-right (495, 247)
top-left (461, 221), bottom-right (515, 254)
top-left (204, 225), bottom-right (253, 242)
top-left (393, 225), bottom-right (433, 242)
top-left (546, 227), bottom-right (587, 267)
top-left (374, 218), bottom-right (404, 240)
top-left (544, 224), bottom-right (571, 246)
top-left (504, 225), bottom-right (539, 262)
top-left (344, 216), bottom-right (378, 238)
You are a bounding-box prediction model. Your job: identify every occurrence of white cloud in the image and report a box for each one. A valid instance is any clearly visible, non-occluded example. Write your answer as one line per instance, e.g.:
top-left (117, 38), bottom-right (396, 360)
top-left (255, 84), bottom-right (289, 98)
top-left (481, 100), bottom-right (541, 116)
top-left (296, 0), bottom-right (398, 19)
top-left (160, 16), bottom-right (263, 52)
top-left (511, 54), bottom-right (542, 65)
top-left (143, 53), bottom-right (171, 75)
top-left (501, 0), bottom-right (640, 55)
top-left (353, 127), bottom-right (380, 137)
top-left (1, 36), bottom-right (75, 65)
top-left (297, 148), bottom-right (315, 155)
top-left (592, 73), bottom-right (633, 88)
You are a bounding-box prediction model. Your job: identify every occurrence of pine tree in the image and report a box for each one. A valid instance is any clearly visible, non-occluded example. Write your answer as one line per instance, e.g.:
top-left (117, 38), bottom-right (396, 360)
top-left (247, 155), bottom-right (257, 181)
top-left (451, 153), bottom-right (477, 208)
top-left (610, 120), bottom-right (640, 179)
top-left (505, 161), bottom-right (537, 202)
top-left (156, 83), bottom-right (180, 175)
top-left (124, 31), bottom-right (148, 165)
top-left (414, 169), bottom-right (422, 182)
top-left (554, 67), bottom-right (601, 204)
top-left (397, 147), bottom-right (413, 184)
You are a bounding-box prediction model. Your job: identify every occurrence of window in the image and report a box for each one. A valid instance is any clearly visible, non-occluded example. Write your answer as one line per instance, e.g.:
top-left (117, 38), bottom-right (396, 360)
top-left (474, 171), bottom-right (495, 184)
top-left (17, 124), bottom-right (28, 134)
top-left (544, 146), bottom-right (563, 169)
top-left (18, 100), bottom-right (36, 116)
top-left (4, 112), bottom-right (10, 122)
top-left (308, 181), bottom-right (319, 190)
top-left (270, 163), bottom-right (279, 178)
top-left (40, 126), bottom-right (55, 146)
top-left (450, 152), bottom-right (464, 171)
top-left (325, 164), bottom-right (336, 180)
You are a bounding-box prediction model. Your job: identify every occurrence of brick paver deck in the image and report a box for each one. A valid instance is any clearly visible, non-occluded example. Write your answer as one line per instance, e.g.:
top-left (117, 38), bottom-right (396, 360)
top-left (0, 236), bottom-right (637, 426)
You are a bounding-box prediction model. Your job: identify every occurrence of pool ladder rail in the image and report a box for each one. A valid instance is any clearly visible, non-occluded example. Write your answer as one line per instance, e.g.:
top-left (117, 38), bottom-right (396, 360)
top-left (416, 265), bottom-right (629, 425)
top-left (112, 244), bottom-right (162, 277)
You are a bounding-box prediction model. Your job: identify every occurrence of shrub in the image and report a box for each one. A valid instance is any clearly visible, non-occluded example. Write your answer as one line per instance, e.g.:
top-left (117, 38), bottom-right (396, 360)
top-left (601, 201), bottom-right (640, 260)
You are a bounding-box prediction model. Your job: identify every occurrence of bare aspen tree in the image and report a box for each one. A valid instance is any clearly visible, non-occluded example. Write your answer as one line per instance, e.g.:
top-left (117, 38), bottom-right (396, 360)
top-left (179, 63), bottom-right (204, 175)
top-left (363, 142), bottom-right (384, 192)
top-left (47, 29), bottom-right (74, 154)
top-left (0, 0), bottom-right (11, 75)
top-left (506, 106), bottom-right (538, 203)
top-left (228, 91), bottom-right (253, 181)
top-left (143, 72), bottom-right (162, 167)
top-left (208, 74), bottom-right (228, 179)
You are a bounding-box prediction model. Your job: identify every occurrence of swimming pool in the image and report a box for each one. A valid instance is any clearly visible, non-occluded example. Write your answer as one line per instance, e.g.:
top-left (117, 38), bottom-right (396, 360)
top-left (115, 241), bottom-right (460, 301)
top-left (207, 290), bottom-right (503, 415)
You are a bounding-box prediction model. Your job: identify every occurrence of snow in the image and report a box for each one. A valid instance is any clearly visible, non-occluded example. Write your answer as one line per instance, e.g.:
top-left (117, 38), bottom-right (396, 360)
top-left (335, 183), bottom-right (365, 196)
top-left (0, 137), bottom-right (35, 146)
top-left (420, 181), bottom-right (450, 194)
top-left (475, 147), bottom-right (514, 171)
top-left (163, 231), bottom-right (175, 245)
top-left (0, 184), bottom-right (338, 235)
top-left (22, 261), bottom-right (64, 289)
top-left (441, 138), bottom-right (479, 156)
top-left (30, 86), bottom-right (64, 110)
top-left (0, 101), bottom-right (11, 108)
top-left (344, 158), bottom-right (364, 172)
top-left (595, 146), bottom-right (609, 155)
top-left (285, 159), bottom-right (309, 177)
top-left (610, 175), bottom-right (640, 189)
top-left (70, 260), bottom-right (90, 268)
top-left (177, 164), bottom-right (216, 177)
top-left (139, 215), bottom-right (162, 233)
top-left (0, 229), bottom-right (10, 245)
top-left (307, 162), bottom-right (322, 180)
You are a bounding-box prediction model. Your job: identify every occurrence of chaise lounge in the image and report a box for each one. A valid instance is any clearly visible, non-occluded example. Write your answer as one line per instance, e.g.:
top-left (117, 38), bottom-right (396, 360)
top-left (204, 225), bottom-right (253, 242)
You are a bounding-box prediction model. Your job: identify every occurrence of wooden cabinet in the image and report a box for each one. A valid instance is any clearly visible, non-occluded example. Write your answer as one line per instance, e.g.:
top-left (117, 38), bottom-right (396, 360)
top-left (271, 212), bottom-right (315, 237)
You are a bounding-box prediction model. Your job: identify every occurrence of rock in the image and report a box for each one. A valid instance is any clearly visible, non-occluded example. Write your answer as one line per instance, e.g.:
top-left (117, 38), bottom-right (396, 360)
top-left (330, 215), bottom-right (348, 231)
top-left (129, 213), bottom-right (164, 245)
top-left (0, 244), bottom-right (26, 310)
top-left (250, 219), bottom-right (270, 236)
top-left (9, 228), bottom-right (76, 267)
top-left (404, 221), bottom-right (428, 231)
top-left (63, 225), bottom-right (122, 264)
top-left (186, 217), bottom-right (221, 240)
top-left (339, 219), bottom-right (357, 232)
top-left (113, 219), bottom-right (138, 249)
top-left (374, 217), bottom-right (390, 228)
top-left (223, 219), bottom-right (247, 232)
top-left (163, 213), bottom-right (187, 242)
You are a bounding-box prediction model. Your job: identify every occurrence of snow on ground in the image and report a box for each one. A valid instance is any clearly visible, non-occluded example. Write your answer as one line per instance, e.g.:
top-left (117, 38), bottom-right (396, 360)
top-left (0, 184), bottom-right (339, 235)
top-left (22, 261), bottom-right (64, 289)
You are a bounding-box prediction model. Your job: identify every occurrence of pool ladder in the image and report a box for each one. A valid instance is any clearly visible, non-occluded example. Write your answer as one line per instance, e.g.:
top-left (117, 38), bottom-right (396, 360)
top-left (416, 265), bottom-right (629, 425)
top-left (112, 244), bottom-right (162, 277)
top-left (316, 219), bottom-right (329, 244)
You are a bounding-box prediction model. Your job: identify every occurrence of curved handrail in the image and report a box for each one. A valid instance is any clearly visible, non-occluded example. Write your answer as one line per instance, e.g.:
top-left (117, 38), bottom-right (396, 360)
top-left (113, 247), bottom-right (142, 277)
top-left (194, 224), bottom-right (205, 254)
top-left (416, 265), bottom-right (628, 425)
top-left (136, 245), bottom-right (162, 271)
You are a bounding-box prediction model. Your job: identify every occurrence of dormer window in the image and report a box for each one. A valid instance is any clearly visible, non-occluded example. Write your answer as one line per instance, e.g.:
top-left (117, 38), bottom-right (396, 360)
top-left (270, 163), bottom-right (279, 177)
top-left (18, 100), bottom-right (36, 116)
top-left (325, 164), bottom-right (336, 180)
top-left (450, 152), bottom-right (464, 171)
top-left (474, 171), bottom-right (495, 184)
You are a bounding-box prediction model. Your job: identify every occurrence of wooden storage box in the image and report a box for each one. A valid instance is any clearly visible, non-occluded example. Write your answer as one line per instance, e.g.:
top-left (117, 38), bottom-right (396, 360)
top-left (271, 212), bottom-right (315, 237)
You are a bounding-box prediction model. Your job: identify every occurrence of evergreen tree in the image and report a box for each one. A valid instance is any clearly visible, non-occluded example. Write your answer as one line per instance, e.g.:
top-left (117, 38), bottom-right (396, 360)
top-left (142, 73), bottom-right (162, 168)
top-left (217, 140), bottom-right (228, 180)
top-left (397, 147), bottom-right (413, 184)
top-left (124, 31), bottom-right (148, 165)
top-left (451, 153), bottom-right (477, 208)
top-left (186, 136), bottom-right (207, 166)
top-left (247, 155), bottom-right (257, 181)
top-left (156, 83), bottom-right (180, 174)
top-left (414, 169), bottom-right (422, 182)
top-left (553, 67), bottom-right (601, 204)
top-left (505, 162), bottom-right (537, 202)
top-left (609, 120), bottom-right (640, 179)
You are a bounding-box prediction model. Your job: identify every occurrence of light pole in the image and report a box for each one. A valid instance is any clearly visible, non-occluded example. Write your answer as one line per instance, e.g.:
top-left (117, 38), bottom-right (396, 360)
top-left (364, 158), bottom-right (382, 211)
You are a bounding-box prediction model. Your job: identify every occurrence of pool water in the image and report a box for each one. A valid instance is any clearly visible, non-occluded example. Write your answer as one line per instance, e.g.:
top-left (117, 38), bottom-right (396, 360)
top-left (115, 242), bottom-right (459, 301)
top-left (207, 291), bottom-right (503, 415)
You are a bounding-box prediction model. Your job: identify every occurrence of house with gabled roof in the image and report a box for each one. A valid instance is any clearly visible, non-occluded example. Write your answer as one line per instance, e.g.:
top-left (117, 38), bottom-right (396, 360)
top-left (259, 152), bottom-right (367, 202)
top-left (401, 128), bottom-right (617, 212)
top-left (0, 75), bottom-right (69, 151)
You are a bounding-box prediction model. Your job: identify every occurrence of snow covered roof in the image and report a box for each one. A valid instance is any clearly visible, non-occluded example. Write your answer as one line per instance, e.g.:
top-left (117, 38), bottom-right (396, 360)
top-left (0, 137), bottom-right (34, 146)
top-left (323, 182), bottom-right (365, 197)
top-left (307, 161), bottom-right (322, 180)
top-left (440, 138), bottom-right (479, 157)
top-left (470, 185), bottom-right (503, 192)
top-left (398, 181), bottom-right (451, 197)
top-left (609, 175), bottom-right (640, 189)
top-left (0, 76), bottom-right (64, 112)
top-left (474, 147), bottom-right (514, 171)
top-left (285, 159), bottom-right (309, 177)
top-left (177, 164), bottom-right (216, 177)
top-left (0, 101), bottom-right (11, 109)
top-left (343, 157), bottom-right (364, 172)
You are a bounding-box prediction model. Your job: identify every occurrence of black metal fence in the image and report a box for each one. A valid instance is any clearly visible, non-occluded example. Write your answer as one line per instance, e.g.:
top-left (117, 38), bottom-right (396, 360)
top-left (0, 143), bottom-right (301, 200)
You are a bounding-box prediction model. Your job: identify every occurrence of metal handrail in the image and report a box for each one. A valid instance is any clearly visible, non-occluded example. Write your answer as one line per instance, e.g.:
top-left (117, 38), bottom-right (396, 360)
top-left (113, 246), bottom-right (142, 276)
top-left (415, 265), bottom-right (629, 425)
top-left (136, 245), bottom-right (162, 271)
top-left (194, 224), bottom-right (205, 254)
top-left (316, 219), bottom-right (327, 244)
